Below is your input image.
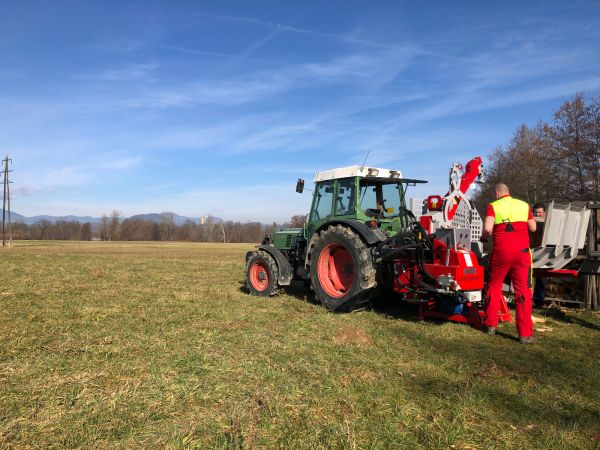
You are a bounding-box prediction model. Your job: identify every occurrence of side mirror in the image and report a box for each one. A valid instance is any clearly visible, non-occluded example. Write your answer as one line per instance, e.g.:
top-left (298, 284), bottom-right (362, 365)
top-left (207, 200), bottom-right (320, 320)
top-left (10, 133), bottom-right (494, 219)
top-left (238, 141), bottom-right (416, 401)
top-left (296, 178), bottom-right (304, 193)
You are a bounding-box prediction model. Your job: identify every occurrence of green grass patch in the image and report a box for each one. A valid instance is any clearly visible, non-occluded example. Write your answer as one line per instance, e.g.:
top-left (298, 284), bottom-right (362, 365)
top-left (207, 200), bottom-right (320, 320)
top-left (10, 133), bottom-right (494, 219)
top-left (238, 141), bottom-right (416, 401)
top-left (1, 241), bottom-right (599, 448)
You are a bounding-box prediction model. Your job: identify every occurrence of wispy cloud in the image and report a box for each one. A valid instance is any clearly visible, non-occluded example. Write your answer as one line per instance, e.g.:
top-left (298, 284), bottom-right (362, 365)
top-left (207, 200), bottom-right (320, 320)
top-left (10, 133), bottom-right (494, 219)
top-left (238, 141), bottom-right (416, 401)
top-left (157, 44), bottom-right (247, 60)
top-left (87, 21), bottom-right (166, 54)
top-left (194, 12), bottom-right (396, 49)
top-left (144, 182), bottom-right (182, 192)
top-left (12, 185), bottom-right (40, 197)
top-left (89, 35), bottom-right (147, 53)
top-left (101, 155), bottom-right (144, 170)
top-left (116, 74), bottom-right (293, 108)
top-left (100, 63), bottom-right (158, 81)
top-left (241, 26), bottom-right (285, 57)
top-left (387, 75), bottom-right (600, 130)
top-left (299, 48), bottom-right (416, 87)
top-left (108, 46), bottom-right (418, 109)
top-left (13, 165), bottom-right (92, 195)
top-left (180, 182), bottom-right (312, 221)
top-left (474, 77), bottom-right (600, 111)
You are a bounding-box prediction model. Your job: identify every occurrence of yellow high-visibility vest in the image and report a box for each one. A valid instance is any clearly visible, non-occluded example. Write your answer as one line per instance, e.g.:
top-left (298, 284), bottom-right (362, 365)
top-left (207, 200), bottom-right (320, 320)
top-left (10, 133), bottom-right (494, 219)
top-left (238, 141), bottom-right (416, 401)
top-left (491, 196), bottom-right (530, 225)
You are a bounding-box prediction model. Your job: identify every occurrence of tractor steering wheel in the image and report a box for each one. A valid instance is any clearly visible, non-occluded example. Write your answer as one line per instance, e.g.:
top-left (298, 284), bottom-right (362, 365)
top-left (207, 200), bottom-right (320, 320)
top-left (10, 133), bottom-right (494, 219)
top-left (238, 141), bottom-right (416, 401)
top-left (365, 208), bottom-right (384, 219)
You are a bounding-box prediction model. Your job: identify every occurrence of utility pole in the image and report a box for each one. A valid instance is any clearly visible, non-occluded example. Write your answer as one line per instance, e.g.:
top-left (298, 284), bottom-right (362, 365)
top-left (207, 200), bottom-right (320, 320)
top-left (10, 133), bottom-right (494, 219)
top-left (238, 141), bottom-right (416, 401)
top-left (2, 156), bottom-right (13, 247)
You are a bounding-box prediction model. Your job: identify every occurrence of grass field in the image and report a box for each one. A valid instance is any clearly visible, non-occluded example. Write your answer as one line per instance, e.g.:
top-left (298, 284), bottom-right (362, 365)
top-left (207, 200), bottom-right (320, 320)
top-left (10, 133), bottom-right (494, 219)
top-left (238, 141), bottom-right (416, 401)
top-left (1, 241), bottom-right (599, 449)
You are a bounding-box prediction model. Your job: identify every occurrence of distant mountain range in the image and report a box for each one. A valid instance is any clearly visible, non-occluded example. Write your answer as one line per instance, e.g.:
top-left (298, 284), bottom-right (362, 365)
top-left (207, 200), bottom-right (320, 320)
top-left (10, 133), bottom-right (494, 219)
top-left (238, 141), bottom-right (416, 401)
top-left (7, 212), bottom-right (223, 226)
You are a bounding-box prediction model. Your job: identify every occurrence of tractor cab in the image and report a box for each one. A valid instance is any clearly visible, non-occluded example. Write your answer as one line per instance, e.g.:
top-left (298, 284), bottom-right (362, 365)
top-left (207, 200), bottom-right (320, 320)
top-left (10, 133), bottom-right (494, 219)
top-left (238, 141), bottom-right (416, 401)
top-left (304, 165), bottom-right (427, 239)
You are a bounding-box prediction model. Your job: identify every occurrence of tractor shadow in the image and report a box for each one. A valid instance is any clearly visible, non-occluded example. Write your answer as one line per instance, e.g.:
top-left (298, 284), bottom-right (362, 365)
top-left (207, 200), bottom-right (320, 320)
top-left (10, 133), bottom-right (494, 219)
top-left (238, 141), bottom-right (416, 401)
top-left (369, 298), bottom-right (514, 340)
top-left (238, 280), bottom-right (424, 319)
top-left (238, 280), bottom-right (480, 325)
top-left (370, 298), bottom-right (524, 342)
top-left (238, 280), bottom-right (321, 306)
top-left (237, 281), bottom-right (596, 343)
top-left (369, 296), bottom-right (422, 322)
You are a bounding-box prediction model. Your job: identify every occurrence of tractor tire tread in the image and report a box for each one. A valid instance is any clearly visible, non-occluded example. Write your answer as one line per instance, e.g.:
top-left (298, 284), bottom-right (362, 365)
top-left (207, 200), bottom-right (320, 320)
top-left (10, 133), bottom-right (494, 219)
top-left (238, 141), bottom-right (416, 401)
top-left (245, 250), bottom-right (279, 297)
top-left (309, 224), bottom-right (376, 312)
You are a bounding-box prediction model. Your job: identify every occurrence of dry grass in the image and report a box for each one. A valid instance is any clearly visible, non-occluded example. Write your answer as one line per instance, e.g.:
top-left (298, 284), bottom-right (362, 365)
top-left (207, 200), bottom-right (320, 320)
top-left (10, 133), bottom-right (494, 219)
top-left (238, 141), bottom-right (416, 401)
top-left (1, 241), bottom-right (599, 449)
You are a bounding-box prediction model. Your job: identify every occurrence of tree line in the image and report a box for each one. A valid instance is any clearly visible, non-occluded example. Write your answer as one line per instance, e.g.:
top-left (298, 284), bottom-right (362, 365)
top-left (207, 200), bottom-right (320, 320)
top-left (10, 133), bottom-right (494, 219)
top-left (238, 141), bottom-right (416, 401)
top-left (473, 91), bottom-right (600, 209)
top-left (11, 211), bottom-right (276, 243)
top-left (11, 220), bottom-right (93, 241)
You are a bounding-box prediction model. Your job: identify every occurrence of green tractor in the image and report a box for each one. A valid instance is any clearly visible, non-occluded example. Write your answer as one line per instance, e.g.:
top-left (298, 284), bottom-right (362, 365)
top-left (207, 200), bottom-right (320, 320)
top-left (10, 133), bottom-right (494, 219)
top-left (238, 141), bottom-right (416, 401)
top-left (245, 165), bottom-right (427, 312)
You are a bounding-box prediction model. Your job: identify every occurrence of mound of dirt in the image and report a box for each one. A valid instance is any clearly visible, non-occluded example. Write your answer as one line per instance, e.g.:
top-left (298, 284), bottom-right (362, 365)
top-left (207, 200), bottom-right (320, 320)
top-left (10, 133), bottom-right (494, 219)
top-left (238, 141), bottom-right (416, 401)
top-left (332, 327), bottom-right (374, 346)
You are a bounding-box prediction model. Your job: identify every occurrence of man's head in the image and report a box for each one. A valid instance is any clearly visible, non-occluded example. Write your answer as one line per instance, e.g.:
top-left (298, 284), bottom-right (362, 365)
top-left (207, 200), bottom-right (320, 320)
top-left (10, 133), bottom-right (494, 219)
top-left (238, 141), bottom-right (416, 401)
top-left (533, 202), bottom-right (546, 218)
top-left (494, 183), bottom-right (510, 199)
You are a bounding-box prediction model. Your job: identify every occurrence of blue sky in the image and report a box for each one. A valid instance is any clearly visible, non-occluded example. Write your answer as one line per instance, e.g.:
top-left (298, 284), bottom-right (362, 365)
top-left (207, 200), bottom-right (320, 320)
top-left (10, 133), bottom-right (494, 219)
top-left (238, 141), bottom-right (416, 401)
top-left (1, 1), bottom-right (599, 222)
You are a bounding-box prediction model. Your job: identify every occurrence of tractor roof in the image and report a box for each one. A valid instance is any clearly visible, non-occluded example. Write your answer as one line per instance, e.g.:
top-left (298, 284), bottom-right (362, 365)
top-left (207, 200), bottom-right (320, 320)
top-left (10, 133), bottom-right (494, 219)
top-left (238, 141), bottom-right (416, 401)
top-left (314, 165), bottom-right (427, 184)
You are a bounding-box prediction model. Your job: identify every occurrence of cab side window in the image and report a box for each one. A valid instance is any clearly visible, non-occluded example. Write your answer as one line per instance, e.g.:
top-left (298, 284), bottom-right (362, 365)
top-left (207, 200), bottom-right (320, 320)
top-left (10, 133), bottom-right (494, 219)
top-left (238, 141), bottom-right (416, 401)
top-left (359, 181), bottom-right (378, 211)
top-left (311, 181), bottom-right (334, 221)
top-left (335, 178), bottom-right (355, 216)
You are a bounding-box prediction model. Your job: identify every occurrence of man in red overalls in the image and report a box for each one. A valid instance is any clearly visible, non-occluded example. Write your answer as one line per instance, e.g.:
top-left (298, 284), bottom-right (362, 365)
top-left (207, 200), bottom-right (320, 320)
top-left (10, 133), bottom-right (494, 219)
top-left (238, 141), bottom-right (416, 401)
top-left (481, 183), bottom-right (537, 343)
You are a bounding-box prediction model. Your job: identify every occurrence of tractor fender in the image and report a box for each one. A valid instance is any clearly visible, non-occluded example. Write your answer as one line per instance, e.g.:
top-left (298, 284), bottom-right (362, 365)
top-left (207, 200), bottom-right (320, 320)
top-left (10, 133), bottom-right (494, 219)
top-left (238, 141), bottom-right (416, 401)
top-left (334, 220), bottom-right (387, 245)
top-left (316, 220), bottom-right (387, 245)
top-left (305, 219), bottom-right (386, 268)
top-left (255, 245), bottom-right (294, 286)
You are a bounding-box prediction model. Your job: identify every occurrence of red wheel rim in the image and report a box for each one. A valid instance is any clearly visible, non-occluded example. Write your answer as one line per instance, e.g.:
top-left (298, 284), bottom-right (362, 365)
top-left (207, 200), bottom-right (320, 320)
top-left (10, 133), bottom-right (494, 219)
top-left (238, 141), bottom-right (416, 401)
top-left (317, 243), bottom-right (354, 298)
top-left (249, 261), bottom-right (269, 291)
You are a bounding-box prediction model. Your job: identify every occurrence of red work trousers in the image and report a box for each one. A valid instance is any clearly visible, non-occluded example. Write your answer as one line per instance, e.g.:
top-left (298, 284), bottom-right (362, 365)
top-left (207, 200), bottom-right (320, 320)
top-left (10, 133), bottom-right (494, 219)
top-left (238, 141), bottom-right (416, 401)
top-left (484, 247), bottom-right (534, 338)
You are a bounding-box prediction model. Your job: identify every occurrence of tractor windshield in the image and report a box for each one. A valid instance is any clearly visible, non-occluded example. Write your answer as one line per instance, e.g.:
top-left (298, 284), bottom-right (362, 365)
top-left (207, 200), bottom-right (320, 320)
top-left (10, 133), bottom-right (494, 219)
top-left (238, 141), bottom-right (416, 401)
top-left (359, 180), bottom-right (403, 219)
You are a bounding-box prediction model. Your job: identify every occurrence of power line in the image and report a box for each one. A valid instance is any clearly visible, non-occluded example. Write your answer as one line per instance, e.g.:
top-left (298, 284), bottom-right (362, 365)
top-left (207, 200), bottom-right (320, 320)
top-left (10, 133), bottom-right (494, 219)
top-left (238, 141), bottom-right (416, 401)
top-left (2, 156), bottom-right (13, 247)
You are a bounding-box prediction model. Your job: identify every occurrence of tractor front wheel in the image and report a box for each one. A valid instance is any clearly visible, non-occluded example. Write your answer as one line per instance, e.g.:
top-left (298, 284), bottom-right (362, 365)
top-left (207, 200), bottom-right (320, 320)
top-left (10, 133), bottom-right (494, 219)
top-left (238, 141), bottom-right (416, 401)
top-left (310, 225), bottom-right (376, 312)
top-left (246, 251), bottom-right (279, 296)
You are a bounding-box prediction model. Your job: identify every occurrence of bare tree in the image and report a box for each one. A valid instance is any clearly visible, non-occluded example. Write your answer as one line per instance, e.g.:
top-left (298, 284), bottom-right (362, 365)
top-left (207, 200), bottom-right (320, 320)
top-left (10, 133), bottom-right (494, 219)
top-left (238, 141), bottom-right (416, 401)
top-left (33, 219), bottom-right (51, 240)
top-left (109, 210), bottom-right (121, 240)
top-left (160, 212), bottom-right (176, 241)
top-left (474, 91), bottom-right (600, 210)
top-left (290, 215), bottom-right (307, 228)
top-left (80, 222), bottom-right (92, 241)
top-left (100, 215), bottom-right (110, 240)
top-left (584, 93), bottom-right (600, 198)
top-left (545, 93), bottom-right (590, 201)
top-left (473, 125), bottom-right (553, 208)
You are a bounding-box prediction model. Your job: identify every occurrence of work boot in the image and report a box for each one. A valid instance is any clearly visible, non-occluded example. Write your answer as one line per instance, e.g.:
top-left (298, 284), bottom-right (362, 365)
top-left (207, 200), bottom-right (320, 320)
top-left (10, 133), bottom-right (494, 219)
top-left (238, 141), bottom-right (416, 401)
top-left (520, 336), bottom-right (535, 344)
top-left (486, 326), bottom-right (496, 335)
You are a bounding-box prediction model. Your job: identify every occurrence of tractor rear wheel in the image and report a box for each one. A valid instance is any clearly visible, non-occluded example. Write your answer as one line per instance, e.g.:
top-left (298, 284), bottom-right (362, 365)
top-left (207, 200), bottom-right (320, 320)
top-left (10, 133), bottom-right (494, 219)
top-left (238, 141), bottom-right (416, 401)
top-left (310, 225), bottom-right (376, 312)
top-left (246, 251), bottom-right (279, 296)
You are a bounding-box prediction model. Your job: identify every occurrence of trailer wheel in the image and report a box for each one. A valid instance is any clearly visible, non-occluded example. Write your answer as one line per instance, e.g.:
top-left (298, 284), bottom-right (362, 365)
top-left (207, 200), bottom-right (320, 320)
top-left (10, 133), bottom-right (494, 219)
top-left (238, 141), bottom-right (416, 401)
top-left (246, 251), bottom-right (279, 296)
top-left (310, 225), bottom-right (376, 311)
